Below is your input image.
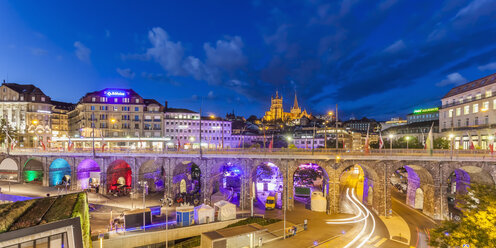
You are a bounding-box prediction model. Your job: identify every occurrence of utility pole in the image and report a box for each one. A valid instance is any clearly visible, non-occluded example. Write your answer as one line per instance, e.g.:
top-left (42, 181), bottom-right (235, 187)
top-left (312, 121), bottom-right (316, 155)
top-left (335, 104), bottom-right (339, 150)
top-left (199, 98), bottom-right (203, 159)
top-left (92, 117), bottom-right (96, 157)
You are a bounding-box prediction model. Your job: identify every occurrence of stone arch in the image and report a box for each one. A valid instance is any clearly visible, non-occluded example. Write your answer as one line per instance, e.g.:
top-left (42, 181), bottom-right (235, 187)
top-left (139, 159), bottom-right (164, 192)
top-left (390, 164), bottom-right (435, 215)
top-left (251, 161), bottom-right (284, 209)
top-left (172, 161), bottom-right (202, 205)
top-left (23, 158), bottom-right (44, 183)
top-left (77, 159), bottom-right (101, 190)
top-left (210, 162), bottom-right (243, 205)
top-left (447, 165), bottom-right (494, 194)
top-left (0, 158), bottom-right (18, 182)
top-left (107, 159), bottom-right (132, 192)
top-left (49, 158), bottom-right (72, 187)
top-left (293, 163), bottom-right (330, 208)
top-left (336, 162), bottom-right (381, 214)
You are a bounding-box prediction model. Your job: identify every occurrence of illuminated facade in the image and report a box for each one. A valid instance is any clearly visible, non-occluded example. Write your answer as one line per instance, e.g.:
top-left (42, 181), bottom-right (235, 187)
top-left (0, 83), bottom-right (53, 147)
top-left (69, 88), bottom-right (146, 138)
top-left (262, 91), bottom-right (310, 122)
top-left (440, 72), bottom-right (496, 149)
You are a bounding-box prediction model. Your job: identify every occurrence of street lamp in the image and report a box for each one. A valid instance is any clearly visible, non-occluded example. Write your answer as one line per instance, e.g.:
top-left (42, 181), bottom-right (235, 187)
top-left (286, 136), bottom-right (293, 148)
top-left (405, 136), bottom-right (410, 150)
top-left (449, 133), bottom-right (455, 158)
top-left (138, 181), bottom-right (148, 231)
top-left (388, 134), bottom-right (394, 154)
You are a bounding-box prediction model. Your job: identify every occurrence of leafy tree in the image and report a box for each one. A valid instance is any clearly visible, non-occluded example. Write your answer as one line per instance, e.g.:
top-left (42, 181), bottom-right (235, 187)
top-left (434, 137), bottom-right (450, 149)
top-left (430, 184), bottom-right (496, 248)
top-left (0, 119), bottom-right (19, 151)
top-left (288, 144), bottom-right (297, 149)
top-left (246, 115), bottom-right (258, 123)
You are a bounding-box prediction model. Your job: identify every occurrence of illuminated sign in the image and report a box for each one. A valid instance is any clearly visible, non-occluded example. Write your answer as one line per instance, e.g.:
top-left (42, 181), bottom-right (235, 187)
top-left (37, 110), bottom-right (51, 114)
top-left (413, 107), bottom-right (439, 114)
top-left (104, 90), bottom-right (128, 97)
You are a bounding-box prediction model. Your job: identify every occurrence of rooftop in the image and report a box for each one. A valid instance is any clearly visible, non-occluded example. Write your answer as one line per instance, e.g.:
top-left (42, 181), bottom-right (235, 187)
top-left (443, 72), bottom-right (496, 99)
top-left (2, 83), bottom-right (48, 96)
top-left (165, 108), bottom-right (198, 114)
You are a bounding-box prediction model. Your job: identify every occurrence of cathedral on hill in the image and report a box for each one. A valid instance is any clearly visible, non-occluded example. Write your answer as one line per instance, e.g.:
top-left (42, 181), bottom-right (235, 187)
top-left (263, 91), bottom-right (310, 122)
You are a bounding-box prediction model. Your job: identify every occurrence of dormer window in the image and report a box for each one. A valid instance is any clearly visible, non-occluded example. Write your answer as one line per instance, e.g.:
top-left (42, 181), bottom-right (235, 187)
top-left (135, 99), bottom-right (139, 103)
top-left (31, 96), bottom-right (35, 101)
top-left (114, 98), bottom-right (118, 103)
top-left (92, 97), bottom-right (96, 102)
top-left (41, 97), bottom-right (45, 102)
top-left (20, 96), bottom-right (24, 101)
top-left (123, 98), bottom-right (129, 103)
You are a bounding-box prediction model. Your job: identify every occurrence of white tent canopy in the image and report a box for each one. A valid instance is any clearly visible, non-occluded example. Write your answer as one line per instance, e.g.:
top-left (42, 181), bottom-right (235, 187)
top-left (195, 204), bottom-right (215, 224)
top-left (214, 200), bottom-right (236, 221)
top-left (0, 158), bottom-right (17, 171)
top-left (311, 191), bottom-right (327, 212)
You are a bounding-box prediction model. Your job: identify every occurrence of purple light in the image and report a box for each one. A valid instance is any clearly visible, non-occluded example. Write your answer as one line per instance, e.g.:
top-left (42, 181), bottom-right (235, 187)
top-left (77, 159), bottom-right (100, 189)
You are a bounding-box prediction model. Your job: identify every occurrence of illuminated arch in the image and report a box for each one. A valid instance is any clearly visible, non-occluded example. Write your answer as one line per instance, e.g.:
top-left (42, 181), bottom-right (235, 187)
top-left (77, 159), bottom-right (100, 190)
top-left (0, 158), bottom-right (18, 182)
top-left (49, 159), bottom-right (72, 186)
top-left (23, 159), bottom-right (43, 183)
top-left (107, 160), bottom-right (132, 191)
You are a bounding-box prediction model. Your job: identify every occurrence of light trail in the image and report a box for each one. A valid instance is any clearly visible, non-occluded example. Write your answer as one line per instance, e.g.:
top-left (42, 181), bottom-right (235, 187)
top-left (325, 188), bottom-right (377, 248)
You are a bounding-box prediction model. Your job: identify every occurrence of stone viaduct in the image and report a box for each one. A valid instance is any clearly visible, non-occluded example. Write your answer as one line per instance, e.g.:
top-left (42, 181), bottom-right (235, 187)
top-left (0, 152), bottom-right (495, 220)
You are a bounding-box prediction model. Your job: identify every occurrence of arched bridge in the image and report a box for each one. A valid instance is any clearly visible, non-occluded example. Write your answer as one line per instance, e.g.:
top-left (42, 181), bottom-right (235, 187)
top-left (1, 152), bottom-right (495, 220)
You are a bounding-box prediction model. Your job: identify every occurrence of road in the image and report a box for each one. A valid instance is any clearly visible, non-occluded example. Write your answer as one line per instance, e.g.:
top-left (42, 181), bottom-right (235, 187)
top-left (391, 190), bottom-right (438, 248)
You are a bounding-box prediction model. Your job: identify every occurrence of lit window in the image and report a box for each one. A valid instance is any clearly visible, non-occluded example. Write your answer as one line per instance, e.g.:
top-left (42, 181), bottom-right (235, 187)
top-left (486, 90), bottom-right (492, 97)
top-left (41, 97), bottom-right (45, 102)
top-left (464, 105), bottom-right (470, 115)
top-left (448, 109), bottom-right (453, 118)
top-left (456, 108), bottom-right (461, 116)
top-left (114, 98), bottom-right (118, 103)
top-left (459, 98), bottom-right (463, 104)
top-left (467, 96), bottom-right (472, 101)
top-left (31, 96), bottom-right (35, 101)
top-left (92, 97), bottom-right (96, 102)
top-left (483, 101), bottom-right (489, 110)
top-left (473, 104), bottom-right (479, 113)
top-left (476, 93), bottom-right (482, 100)
top-left (136, 99), bottom-right (139, 103)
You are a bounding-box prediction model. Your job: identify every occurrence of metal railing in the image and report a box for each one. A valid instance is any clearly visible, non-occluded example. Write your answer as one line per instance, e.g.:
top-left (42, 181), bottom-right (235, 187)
top-left (4, 147), bottom-right (496, 159)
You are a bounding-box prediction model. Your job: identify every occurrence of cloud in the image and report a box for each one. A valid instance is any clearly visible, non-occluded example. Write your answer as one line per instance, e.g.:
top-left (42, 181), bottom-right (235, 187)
top-left (204, 36), bottom-right (247, 71)
top-left (116, 68), bottom-right (135, 79)
top-left (453, 0), bottom-right (491, 20)
top-left (383, 40), bottom-right (405, 53)
top-left (478, 62), bottom-right (496, 71)
top-left (74, 41), bottom-right (91, 63)
top-left (141, 72), bottom-right (180, 86)
top-left (436, 73), bottom-right (468, 87)
top-left (146, 27), bottom-right (185, 75)
top-left (31, 48), bottom-right (48, 56)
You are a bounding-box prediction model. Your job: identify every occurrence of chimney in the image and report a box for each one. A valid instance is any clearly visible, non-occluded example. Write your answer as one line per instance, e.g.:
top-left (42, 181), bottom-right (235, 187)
top-left (164, 101), bottom-right (168, 110)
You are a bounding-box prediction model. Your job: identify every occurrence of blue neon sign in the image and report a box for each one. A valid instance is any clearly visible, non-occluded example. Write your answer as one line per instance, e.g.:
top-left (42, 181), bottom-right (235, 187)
top-left (104, 90), bottom-right (128, 97)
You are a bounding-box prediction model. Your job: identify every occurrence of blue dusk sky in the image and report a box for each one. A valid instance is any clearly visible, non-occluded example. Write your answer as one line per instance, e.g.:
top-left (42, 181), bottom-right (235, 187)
top-left (1, 0), bottom-right (496, 120)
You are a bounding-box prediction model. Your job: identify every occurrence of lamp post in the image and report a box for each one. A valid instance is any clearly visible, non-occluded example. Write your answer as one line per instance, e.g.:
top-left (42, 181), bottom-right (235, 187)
top-left (449, 133), bottom-right (455, 159)
top-left (326, 112), bottom-right (333, 150)
top-left (139, 181), bottom-right (148, 231)
top-left (335, 104), bottom-right (339, 150)
top-left (405, 136), bottom-right (410, 151)
top-left (286, 136), bottom-right (292, 148)
top-left (388, 134), bottom-right (394, 154)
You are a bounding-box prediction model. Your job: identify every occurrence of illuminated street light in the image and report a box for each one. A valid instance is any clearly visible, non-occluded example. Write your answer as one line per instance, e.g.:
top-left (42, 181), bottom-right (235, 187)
top-left (110, 118), bottom-right (117, 124)
top-left (449, 134), bottom-right (455, 139)
top-left (286, 136), bottom-right (292, 141)
top-left (405, 136), bottom-right (410, 150)
top-left (32, 120), bottom-right (39, 125)
top-left (210, 114), bottom-right (216, 119)
top-left (189, 136), bottom-right (195, 142)
top-left (489, 135), bottom-right (494, 141)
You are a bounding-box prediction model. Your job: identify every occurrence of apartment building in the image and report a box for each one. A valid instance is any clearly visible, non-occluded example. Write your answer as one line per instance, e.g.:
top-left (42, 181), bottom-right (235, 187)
top-left (440, 72), bottom-right (496, 149)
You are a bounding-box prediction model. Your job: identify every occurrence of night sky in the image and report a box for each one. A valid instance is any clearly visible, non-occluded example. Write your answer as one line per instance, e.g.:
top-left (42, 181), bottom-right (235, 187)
top-left (1, 0), bottom-right (496, 120)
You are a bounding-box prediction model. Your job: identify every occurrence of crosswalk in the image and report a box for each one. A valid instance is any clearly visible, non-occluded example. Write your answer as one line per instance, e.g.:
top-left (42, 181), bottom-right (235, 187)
top-left (367, 235), bottom-right (388, 247)
top-left (366, 235), bottom-right (416, 247)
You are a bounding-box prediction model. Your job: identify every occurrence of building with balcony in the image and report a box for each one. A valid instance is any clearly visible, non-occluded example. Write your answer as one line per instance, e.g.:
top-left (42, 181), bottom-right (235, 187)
top-left (440, 72), bottom-right (496, 149)
top-left (407, 107), bottom-right (439, 124)
top-left (343, 117), bottom-right (380, 133)
top-left (50, 101), bottom-right (75, 143)
top-left (0, 83), bottom-right (53, 147)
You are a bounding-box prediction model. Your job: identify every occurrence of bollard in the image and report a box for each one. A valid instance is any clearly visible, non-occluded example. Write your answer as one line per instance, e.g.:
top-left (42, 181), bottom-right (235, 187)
top-left (304, 219), bottom-right (308, 230)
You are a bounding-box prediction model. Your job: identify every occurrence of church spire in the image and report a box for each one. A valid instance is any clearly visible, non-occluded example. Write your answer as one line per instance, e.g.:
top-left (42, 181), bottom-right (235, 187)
top-left (293, 91), bottom-right (299, 110)
top-left (276, 90), bottom-right (279, 99)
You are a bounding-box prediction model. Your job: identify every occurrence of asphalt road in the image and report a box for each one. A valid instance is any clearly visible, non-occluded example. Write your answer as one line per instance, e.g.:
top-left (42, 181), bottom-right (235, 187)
top-left (391, 190), bottom-right (438, 248)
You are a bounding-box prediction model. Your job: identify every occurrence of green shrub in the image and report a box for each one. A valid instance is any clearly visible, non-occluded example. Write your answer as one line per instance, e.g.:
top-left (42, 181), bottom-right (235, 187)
top-left (42, 194), bottom-right (78, 223)
top-left (0, 200), bottom-right (35, 233)
top-left (9, 197), bottom-right (57, 231)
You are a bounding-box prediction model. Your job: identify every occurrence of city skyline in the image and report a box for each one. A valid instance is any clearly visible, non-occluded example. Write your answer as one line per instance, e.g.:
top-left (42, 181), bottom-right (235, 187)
top-left (1, 1), bottom-right (496, 120)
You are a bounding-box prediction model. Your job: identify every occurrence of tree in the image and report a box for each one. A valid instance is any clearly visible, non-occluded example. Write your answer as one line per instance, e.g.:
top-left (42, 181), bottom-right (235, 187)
top-left (430, 184), bottom-right (496, 248)
top-left (0, 119), bottom-right (18, 151)
top-left (434, 137), bottom-right (450, 149)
